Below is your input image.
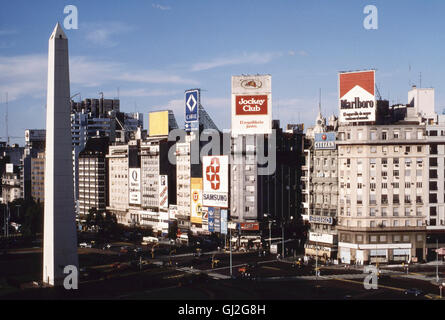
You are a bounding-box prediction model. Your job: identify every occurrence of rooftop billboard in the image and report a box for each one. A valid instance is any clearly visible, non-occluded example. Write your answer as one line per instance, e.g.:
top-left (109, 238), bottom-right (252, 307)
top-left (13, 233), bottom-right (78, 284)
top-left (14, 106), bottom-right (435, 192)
top-left (231, 75), bottom-right (272, 135)
top-left (338, 70), bottom-right (376, 123)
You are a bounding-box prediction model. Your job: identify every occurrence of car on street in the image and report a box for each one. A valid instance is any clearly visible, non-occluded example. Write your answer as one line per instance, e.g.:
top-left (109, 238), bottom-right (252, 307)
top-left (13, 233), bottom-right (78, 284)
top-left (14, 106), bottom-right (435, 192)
top-left (79, 242), bottom-right (92, 248)
top-left (404, 288), bottom-right (424, 297)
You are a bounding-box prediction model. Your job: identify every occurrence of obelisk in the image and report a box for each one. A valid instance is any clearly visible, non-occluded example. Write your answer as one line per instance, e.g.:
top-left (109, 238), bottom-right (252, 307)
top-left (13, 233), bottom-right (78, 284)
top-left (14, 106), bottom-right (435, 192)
top-left (43, 23), bottom-right (78, 286)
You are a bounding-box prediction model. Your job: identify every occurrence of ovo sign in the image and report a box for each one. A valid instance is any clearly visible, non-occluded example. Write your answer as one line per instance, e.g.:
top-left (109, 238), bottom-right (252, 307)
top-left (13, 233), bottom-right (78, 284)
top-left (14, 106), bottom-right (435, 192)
top-left (235, 95), bottom-right (268, 115)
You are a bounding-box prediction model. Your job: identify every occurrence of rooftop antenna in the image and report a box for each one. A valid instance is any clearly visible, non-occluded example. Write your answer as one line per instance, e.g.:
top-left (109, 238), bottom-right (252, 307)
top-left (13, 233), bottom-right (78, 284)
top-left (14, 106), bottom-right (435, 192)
top-left (6, 92), bottom-right (8, 146)
top-left (318, 88), bottom-right (322, 114)
top-left (117, 87), bottom-right (120, 100)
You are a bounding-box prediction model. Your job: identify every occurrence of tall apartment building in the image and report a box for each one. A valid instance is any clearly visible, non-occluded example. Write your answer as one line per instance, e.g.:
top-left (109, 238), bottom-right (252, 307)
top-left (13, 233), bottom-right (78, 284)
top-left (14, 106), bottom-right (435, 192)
top-left (0, 164), bottom-right (21, 204)
top-left (106, 144), bottom-right (129, 225)
top-left (71, 97), bottom-right (143, 212)
top-left (337, 109), bottom-right (428, 264)
top-left (175, 89), bottom-right (219, 234)
top-left (78, 137), bottom-right (109, 216)
top-left (176, 136), bottom-right (193, 233)
top-left (139, 137), bottom-right (177, 233)
top-left (231, 121), bottom-right (304, 238)
top-left (303, 113), bottom-right (339, 260)
top-left (31, 152), bottom-right (45, 203)
top-left (21, 129), bottom-right (46, 200)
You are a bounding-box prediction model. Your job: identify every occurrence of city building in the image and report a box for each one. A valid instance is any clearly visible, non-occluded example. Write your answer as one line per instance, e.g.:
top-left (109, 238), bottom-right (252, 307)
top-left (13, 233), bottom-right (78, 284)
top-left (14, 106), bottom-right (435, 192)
top-left (106, 143), bottom-right (130, 225)
top-left (335, 70), bottom-right (427, 264)
top-left (31, 152), bottom-right (45, 203)
top-left (71, 97), bottom-right (143, 212)
top-left (303, 112), bottom-right (339, 260)
top-left (0, 163), bottom-right (21, 204)
top-left (21, 129), bottom-right (46, 200)
top-left (176, 89), bottom-right (219, 235)
top-left (0, 143), bottom-right (23, 201)
top-left (78, 136), bottom-right (109, 217)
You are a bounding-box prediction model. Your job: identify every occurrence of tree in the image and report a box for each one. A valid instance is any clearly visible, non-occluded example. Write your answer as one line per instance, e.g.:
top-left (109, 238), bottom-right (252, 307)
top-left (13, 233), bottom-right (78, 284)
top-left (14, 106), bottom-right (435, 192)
top-left (168, 220), bottom-right (178, 240)
top-left (21, 202), bottom-right (43, 237)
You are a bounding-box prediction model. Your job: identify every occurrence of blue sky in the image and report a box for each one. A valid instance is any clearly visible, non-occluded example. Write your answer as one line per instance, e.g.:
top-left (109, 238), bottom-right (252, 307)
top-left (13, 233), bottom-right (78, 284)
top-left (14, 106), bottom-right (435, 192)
top-left (1, 0), bottom-right (445, 145)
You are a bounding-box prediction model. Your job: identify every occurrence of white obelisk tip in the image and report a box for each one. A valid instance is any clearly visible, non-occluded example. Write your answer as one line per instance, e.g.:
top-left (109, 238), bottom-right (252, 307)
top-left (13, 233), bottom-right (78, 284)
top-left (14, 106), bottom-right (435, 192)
top-left (50, 22), bottom-right (67, 40)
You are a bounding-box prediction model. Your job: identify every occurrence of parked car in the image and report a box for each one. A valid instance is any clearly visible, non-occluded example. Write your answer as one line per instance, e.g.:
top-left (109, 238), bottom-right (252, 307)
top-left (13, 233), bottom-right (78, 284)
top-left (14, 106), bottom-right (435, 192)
top-left (79, 242), bottom-right (92, 248)
top-left (404, 288), bottom-right (424, 297)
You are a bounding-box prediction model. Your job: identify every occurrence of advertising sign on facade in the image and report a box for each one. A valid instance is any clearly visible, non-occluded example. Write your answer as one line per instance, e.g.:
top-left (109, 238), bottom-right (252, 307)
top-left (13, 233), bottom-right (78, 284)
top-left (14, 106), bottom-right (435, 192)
top-left (309, 215), bottom-right (333, 225)
top-left (202, 155), bottom-right (229, 207)
top-left (158, 175), bottom-right (168, 210)
top-left (149, 111), bottom-right (169, 136)
top-left (314, 132), bottom-right (336, 150)
top-left (190, 178), bottom-right (203, 224)
top-left (185, 89), bottom-right (200, 132)
top-left (128, 168), bottom-right (141, 205)
top-left (338, 70), bottom-right (376, 123)
top-left (208, 207), bottom-right (215, 233)
top-left (214, 208), bottom-right (221, 233)
top-left (6, 163), bottom-right (13, 173)
top-left (201, 206), bottom-right (208, 232)
top-left (220, 209), bottom-right (228, 235)
top-left (168, 204), bottom-right (178, 220)
top-left (309, 232), bottom-right (334, 244)
top-left (240, 222), bottom-right (259, 231)
top-left (231, 75), bottom-right (272, 135)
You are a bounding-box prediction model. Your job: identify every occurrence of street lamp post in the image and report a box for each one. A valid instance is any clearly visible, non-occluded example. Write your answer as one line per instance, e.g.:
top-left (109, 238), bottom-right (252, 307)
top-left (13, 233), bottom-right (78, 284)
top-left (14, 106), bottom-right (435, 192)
top-left (281, 222), bottom-right (285, 258)
top-left (315, 241), bottom-right (318, 279)
top-left (229, 226), bottom-right (233, 277)
top-left (437, 238), bottom-right (439, 283)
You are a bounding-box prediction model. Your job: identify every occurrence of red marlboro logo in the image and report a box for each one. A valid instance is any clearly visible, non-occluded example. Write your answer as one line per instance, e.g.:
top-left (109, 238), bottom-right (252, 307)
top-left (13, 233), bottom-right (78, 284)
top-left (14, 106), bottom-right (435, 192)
top-left (339, 71), bottom-right (375, 98)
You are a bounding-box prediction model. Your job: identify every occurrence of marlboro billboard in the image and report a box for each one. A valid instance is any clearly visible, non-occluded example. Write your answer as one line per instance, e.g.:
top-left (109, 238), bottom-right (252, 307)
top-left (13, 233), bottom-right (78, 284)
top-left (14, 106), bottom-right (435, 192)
top-left (338, 70), bottom-right (376, 123)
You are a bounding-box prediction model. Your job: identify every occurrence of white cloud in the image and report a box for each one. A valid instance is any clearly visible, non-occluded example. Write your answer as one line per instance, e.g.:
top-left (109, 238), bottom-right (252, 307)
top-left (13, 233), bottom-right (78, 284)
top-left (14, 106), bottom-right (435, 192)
top-left (104, 88), bottom-right (181, 98)
top-left (190, 52), bottom-right (282, 72)
top-left (117, 71), bottom-right (198, 85)
top-left (0, 29), bottom-right (18, 36)
top-left (83, 22), bottom-right (134, 48)
top-left (288, 50), bottom-right (309, 57)
top-left (152, 4), bottom-right (171, 10)
top-left (0, 54), bottom-right (198, 102)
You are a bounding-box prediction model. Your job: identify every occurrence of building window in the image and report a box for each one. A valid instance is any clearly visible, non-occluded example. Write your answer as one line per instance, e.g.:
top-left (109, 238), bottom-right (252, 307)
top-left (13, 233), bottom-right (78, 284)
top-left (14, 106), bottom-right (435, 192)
top-left (430, 193), bottom-right (438, 204)
top-left (393, 131), bottom-right (399, 139)
top-left (393, 207), bottom-right (399, 216)
top-left (417, 146), bottom-right (422, 152)
top-left (393, 194), bottom-right (400, 204)
top-left (430, 207), bottom-right (437, 216)
top-left (381, 194), bottom-right (388, 204)
top-left (382, 132), bottom-right (387, 140)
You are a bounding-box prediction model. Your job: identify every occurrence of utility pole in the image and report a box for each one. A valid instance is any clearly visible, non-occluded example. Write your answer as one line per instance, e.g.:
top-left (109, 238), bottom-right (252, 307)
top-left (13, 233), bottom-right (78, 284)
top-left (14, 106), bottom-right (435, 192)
top-left (269, 220), bottom-right (272, 250)
top-left (6, 92), bottom-right (9, 146)
top-left (281, 222), bottom-right (285, 258)
top-left (437, 238), bottom-right (440, 283)
top-left (229, 226), bottom-right (233, 277)
top-left (315, 241), bottom-right (318, 279)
